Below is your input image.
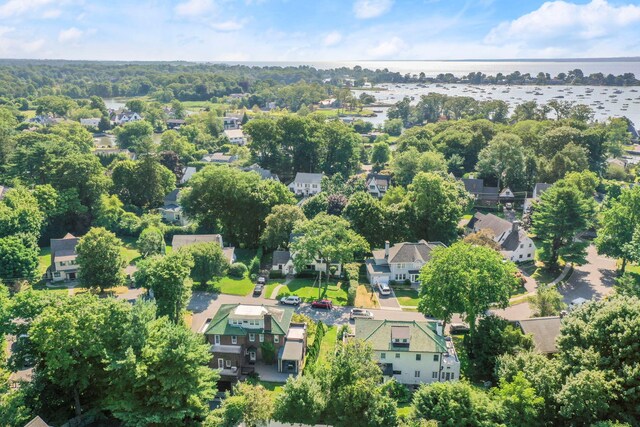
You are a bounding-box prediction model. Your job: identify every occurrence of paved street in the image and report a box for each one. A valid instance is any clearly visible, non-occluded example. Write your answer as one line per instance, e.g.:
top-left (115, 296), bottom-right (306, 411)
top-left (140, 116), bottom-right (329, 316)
top-left (557, 245), bottom-right (617, 303)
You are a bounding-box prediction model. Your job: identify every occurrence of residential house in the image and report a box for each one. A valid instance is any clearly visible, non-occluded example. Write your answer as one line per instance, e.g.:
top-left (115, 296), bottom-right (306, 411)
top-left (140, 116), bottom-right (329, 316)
top-left (166, 119), bottom-right (186, 130)
top-left (242, 163), bottom-right (279, 181)
top-left (47, 233), bottom-right (80, 282)
top-left (270, 249), bottom-right (342, 277)
top-left (158, 189), bottom-right (188, 226)
top-left (223, 117), bottom-right (241, 130)
top-left (223, 129), bottom-right (247, 146)
top-left (366, 173), bottom-right (391, 198)
top-left (288, 173), bottom-right (323, 196)
top-left (461, 178), bottom-right (499, 203)
top-left (24, 416), bottom-right (51, 427)
top-left (204, 304), bottom-right (307, 381)
top-left (354, 319), bottom-right (460, 385)
top-left (172, 234), bottom-right (236, 264)
top-left (111, 111), bottom-right (142, 125)
top-left (499, 187), bottom-right (515, 203)
top-left (467, 213), bottom-right (536, 262)
top-left (80, 118), bottom-right (101, 127)
top-left (318, 98), bottom-right (337, 108)
top-left (28, 115), bottom-right (60, 126)
top-left (202, 152), bottom-right (238, 164)
top-left (94, 148), bottom-right (136, 160)
top-left (523, 183), bottom-right (552, 213)
top-left (180, 166), bottom-right (197, 184)
top-left (516, 316), bottom-right (562, 354)
top-left (366, 240), bottom-right (444, 285)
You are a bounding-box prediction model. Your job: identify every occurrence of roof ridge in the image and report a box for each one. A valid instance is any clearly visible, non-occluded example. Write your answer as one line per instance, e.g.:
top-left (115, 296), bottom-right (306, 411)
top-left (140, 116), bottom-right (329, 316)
top-left (412, 321), bottom-right (448, 352)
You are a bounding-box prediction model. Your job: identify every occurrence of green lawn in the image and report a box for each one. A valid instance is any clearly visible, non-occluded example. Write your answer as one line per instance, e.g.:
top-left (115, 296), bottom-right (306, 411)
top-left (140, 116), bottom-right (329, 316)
top-left (257, 381), bottom-right (284, 393)
top-left (212, 276), bottom-right (254, 296)
top-left (264, 280), bottom-right (285, 299)
top-left (394, 288), bottom-right (420, 307)
top-left (234, 248), bottom-right (258, 265)
top-left (276, 278), bottom-right (348, 306)
top-left (317, 326), bottom-right (338, 365)
top-left (38, 247), bottom-right (51, 276)
top-left (119, 236), bottom-right (141, 265)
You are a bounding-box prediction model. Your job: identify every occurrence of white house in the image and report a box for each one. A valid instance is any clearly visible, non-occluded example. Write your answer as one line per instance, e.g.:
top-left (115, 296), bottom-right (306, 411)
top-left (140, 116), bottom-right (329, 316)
top-left (46, 233), bottom-right (80, 282)
top-left (366, 240), bottom-right (444, 285)
top-left (80, 118), bottom-right (101, 127)
top-left (223, 117), bottom-right (241, 130)
top-left (366, 173), bottom-right (391, 198)
top-left (202, 152), bottom-right (238, 164)
top-left (271, 250), bottom-right (342, 277)
top-left (467, 213), bottom-right (536, 262)
top-left (523, 183), bottom-right (552, 213)
top-left (354, 319), bottom-right (460, 386)
top-left (180, 166), bottom-right (197, 184)
top-left (172, 234), bottom-right (236, 264)
top-left (112, 111), bottom-right (142, 125)
top-left (223, 129), bottom-right (247, 146)
top-left (158, 189), bottom-right (188, 226)
top-left (288, 173), bottom-right (322, 196)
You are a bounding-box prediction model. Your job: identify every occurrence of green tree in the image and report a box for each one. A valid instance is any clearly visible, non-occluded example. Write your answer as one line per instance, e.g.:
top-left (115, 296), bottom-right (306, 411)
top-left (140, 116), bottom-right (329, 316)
top-left (476, 133), bottom-right (527, 190)
top-left (114, 120), bottom-right (153, 151)
top-left (93, 194), bottom-right (126, 232)
top-left (531, 181), bottom-right (594, 268)
top-left (0, 236), bottom-right (39, 283)
top-left (0, 187), bottom-right (45, 241)
top-left (384, 118), bottom-right (403, 136)
top-left (408, 172), bottom-right (470, 244)
top-left (49, 153), bottom-right (111, 209)
top-left (136, 226), bottom-right (165, 258)
top-left (595, 186), bottom-right (640, 273)
top-left (125, 99), bottom-right (146, 114)
top-left (290, 213), bottom-right (369, 295)
top-left (135, 251), bottom-right (194, 323)
top-left (496, 372), bottom-right (544, 427)
top-left (273, 376), bottom-right (326, 425)
top-left (419, 242), bottom-right (517, 335)
top-left (111, 156), bottom-right (175, 209)
top-left (370, 142), bottom-right (390, 165)
top-left (527, 285), bottom-right (566, 317)
top-left (213, 382), bottom-right (274, 427)
top-left (557, 370), bottom-right (613, 425)
top-left (260, 204), bottom-right (306, 250)
top-left (321, 120), bottom-right (362, 176)
top-left (343, 192), bottom-right (386, 247)
top-left (105, 309), bottom-right (217, 426)
top-left (181, 242), bottom-right (230, 284)
top-left (76, 227), bottom-right (126, 292)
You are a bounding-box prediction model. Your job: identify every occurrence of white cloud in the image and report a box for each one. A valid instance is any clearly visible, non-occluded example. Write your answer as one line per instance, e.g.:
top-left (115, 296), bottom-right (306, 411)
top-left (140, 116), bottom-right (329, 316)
top-left (58, 27), bottom-right (83, 43)
top-left (323, 31), bottom-right (342, 47)
top-left (210, 20), bottom-right (244, 31)
top-left (175, 0), bottom-right (216, 17)
top-left (486, 0), bottom-right (640, 44)
top-left (42, 9), bottom-right (62, 19)
top-left (353, 0), bottom-right (393, 19)
top-left (0, 0), bottom-right (55, 18)
top-left (367, 36), bottom-right (405, 58)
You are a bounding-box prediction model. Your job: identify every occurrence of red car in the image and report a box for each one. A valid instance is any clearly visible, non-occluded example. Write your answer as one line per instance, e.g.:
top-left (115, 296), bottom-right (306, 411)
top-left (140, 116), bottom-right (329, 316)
top-left (311, 299), bottom-right (333, 309)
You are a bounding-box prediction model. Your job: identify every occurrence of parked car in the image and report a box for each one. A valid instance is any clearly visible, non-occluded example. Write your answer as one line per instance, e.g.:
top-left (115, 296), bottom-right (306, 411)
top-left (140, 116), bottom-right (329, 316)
top-left (449, 323), bottom-right (470, 334)
top-left (377, 282), bottom-right (391, 296)
top-left (569, 297), bottom-right (588, 311)
top-left (350, 308), bottom-right (374, 320)
top-left (505, 202), bottom-right (513, 210)
top-left (253, 283), bottom-right (264, 296)
top-left (280, 296), bottom-right (301, 306)
top-left (311, 299), bottom-right (333, 309)
top-left (257, 277), bottom-right (266, 285)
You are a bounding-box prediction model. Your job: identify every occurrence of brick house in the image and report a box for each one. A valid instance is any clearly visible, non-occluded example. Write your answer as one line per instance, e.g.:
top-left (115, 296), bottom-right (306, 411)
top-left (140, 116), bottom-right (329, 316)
top-left (204, 304), bottom-right (307, 381)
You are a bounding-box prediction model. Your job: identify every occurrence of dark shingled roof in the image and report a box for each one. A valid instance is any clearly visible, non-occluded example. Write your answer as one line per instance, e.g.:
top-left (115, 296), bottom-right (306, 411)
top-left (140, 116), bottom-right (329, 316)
top-left (518, 317), bottom-right (562, 354)
top-left (172, 234), bottom-right (223, 251)
top-left (371, 240), bottom-right (443, 264)
top-left (50, 233), bottom-right (79, 267)
top-left (272, 250), bottom-right (291, 266)
top-left (467, 212), bottom-right (512, 240)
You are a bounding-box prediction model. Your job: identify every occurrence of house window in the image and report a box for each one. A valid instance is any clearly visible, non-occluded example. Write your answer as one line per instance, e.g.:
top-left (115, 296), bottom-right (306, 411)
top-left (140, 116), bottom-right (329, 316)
top-left (432, 372), bottom-right (438, 379)
top-left (451, 373), bottom-right (455, 380)
top-left (520, 244), bottom-right (524, 248)
top-left (225, 360), bottom-right (231, 368)
top-left (395, 274), bottom-right (406, 281)
top-left (214, 335), bottom-right (220, 345)
top-left (433, 354), bottom-right (439, 362)
top-left (54, 272), bottom-right (61, 277)
top-left (395, 353), bottom-right (400, 359)
top-left (415, 371), bottom-right (421, 378)
top-left (529, 243), bottom-right (532, 247)
top-left (519, 254), bottom-right (523, 259)
top-left (274, 335), bottom-right (279, 343)
top-left (410, 274), bottom-right (418, 282)
top-left (416, 354), bottom-right (421, 361)
top-left (231, 336), bottom-right (237, 344)
top-left (393, 370), bottom-right (402, 375)
top-left (380, 353), bottom-right (386, 359)
top-left (259, 334), bottom-right (264, 343)
top-left (249, 333), bottom-right (255, 342)
top-left (278, 264), bottom-right (283, 270)
top-left (527, 253), bottom-right (532, 258)
top-left (397, 263), bottom-right (405, 269)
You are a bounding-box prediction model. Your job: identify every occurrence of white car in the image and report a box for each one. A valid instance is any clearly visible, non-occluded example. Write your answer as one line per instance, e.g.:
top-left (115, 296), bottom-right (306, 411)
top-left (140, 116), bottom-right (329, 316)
top-left (280, 296), bottom-right (301, 306)
top-left (350, 308), bottom-right (374, 320)
top-left (569, 297), bottom-right (588, 311)
top-left (377, 282), bottom-right (391, 296)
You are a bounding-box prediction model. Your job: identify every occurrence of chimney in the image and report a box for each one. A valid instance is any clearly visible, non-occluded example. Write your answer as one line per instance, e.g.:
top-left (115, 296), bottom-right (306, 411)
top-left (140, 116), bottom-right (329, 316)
top-left (512, 220), bottom-right (520, 233)
top-left (435, 321), bottom-right (443, 336)
top-left (264, 314), bottom-right (272, 332)
top-left (384, 241), bottom-right (390, 258)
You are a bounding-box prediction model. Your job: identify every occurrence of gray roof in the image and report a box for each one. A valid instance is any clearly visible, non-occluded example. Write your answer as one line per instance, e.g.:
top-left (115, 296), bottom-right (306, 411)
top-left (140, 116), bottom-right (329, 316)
top-left (292, 172), bottom-right (322, 185)
top-left (280, 340), bottom-right (304, 361)
top-left (367, 173), bottom-right (391, 187)
top-left (372, 240), bottom-right (443, 264)
top-left (518, 317), bottom-right (562, 354)
top-left (164, 189), bottom-right (180, 206)
top-left (272, 250), bottom-right (292, 266)
top-left (50, 233), bottom-right (79, 267)
top-left (172, 234), bottom-right (223, 251)
top-left (468, 212), bottom-right (512, 239)
top-left (533, 183), bottom-right (552, 198)
top-left (461, 178), bottom-right (484, 195)
top-left (501, 229), bottom-right (528, 251)
top-left (242, 164), bottom-right (279, 181)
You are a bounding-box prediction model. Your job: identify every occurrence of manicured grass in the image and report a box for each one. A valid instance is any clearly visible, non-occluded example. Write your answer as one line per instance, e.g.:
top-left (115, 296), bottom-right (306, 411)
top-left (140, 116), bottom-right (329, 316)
top-left (394, 288), bottom-right (420, 307)
top-left (234, 248), bottom-right (258, 265)
top-left (38, 247), bottom-right (51, 276)
top-left (277, 278), bottom-right (348, 306)
top-left (317, 326), bottom-right (338, 366)
top-left (119, 236), bottom-right (141, 265)
top-left (213, 276), bottom-right (254, 296)
top-left (264, 280), bottom-right (285, 299)
top-left (257, 381), bottom-right (284, 393)
top-left (531, 265), bottom-right (562, 284)
top-left (354, 284), bottom-right (379, 308)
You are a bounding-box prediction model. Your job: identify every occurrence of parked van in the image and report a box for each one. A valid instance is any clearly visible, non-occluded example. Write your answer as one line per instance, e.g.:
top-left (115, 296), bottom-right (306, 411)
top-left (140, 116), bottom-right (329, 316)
top-left (377, 282), bottom-right (391, 295)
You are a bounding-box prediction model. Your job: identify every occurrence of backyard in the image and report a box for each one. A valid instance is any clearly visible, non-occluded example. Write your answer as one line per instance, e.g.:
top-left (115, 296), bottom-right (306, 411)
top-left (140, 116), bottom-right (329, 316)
top-left (211, 276), bottom-right (254, 296)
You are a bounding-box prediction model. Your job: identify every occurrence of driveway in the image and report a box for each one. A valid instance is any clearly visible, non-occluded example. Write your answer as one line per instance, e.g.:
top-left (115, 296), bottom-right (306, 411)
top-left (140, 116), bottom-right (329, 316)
top-left (557, 244), bottom-right (617, 304)
top-left (377, 290), bottom-right (402, 310)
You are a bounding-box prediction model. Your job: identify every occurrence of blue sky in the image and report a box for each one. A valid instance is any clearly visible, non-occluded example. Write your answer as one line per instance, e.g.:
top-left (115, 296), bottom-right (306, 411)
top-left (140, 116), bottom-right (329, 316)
top-left (0, 0), bottom-right (639, 61)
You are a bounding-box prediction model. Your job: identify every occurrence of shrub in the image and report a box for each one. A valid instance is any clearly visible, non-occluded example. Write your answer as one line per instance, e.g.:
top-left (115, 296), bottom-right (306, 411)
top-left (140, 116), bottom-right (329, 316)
top-left (343, 263), bottom-right (360, 281)
top-left (404, 279), bottom-right (412, 287)
top-left (269, 270), bottom-right (284, 279)
top-left (347, 283), bottom-right (357, 306)
top-left (229, 262), bottom-right (248, 278)
top-left (248, 255), bottom-right (261, 276)
top-left (261, 342), bottom-right (276, 365)
top-left (380, 379), bottom-right (412, 404)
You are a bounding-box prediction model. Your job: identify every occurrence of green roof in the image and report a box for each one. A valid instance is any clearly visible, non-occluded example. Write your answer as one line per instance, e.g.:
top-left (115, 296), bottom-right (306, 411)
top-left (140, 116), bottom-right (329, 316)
top-left (355, 319), bottom-right (448, 353)
top-left (204, 304), bottom-right (294, 336)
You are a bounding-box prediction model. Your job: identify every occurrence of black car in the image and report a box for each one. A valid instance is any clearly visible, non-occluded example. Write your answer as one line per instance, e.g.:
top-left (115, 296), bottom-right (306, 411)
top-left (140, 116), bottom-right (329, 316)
top-left (253, 283), bottom-right (264, 296)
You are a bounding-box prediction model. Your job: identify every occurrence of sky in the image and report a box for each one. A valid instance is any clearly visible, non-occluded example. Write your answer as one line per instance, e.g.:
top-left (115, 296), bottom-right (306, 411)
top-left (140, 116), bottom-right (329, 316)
top-left (0, 0), bottom-right (640, 61)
